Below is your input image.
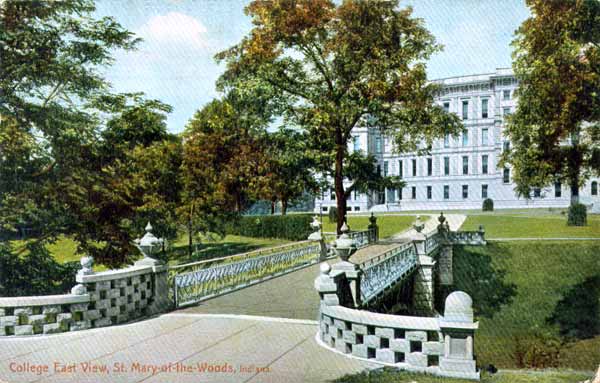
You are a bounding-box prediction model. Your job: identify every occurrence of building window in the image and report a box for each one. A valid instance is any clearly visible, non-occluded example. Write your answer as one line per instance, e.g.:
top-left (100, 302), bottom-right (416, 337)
top-left (353, 136), bottom-right (360, 152)
top-left (377, 165), bottom-right (381, 175)
top-left (555, 182), bottom-right (562, 198)
top-left (412, 159), bottom-right (417, 177)
top-left (503, 167), bottom-right (510, 183)
top-left (330, 191), bottom-right (336, 200)
top-left (462, 129), bottom-right (468, 146)
top-left (398, 160), bottom-right (403, 178)
top-left (503, 90), bottom-right (511, 100)
top-left (375, 137), bottom-right (382, 153)
top-left (592, 181), bottom-right (598, 196)
top-left (462, 100), bottom-right (468, 120)
top-left (444, 134), bottom-right (450, 148)
top-left (322, 206), bottom-right (328, 212)
top-left (398, 187), bottom-right (403, 200)
top-left (503, 107), bottom-right (511, 116)
top-left (481, 99), bottom-right (488, 118)
top-left (354, 206), bottom-right (360, 211)
top-left (411, 186), bottom-right (416, 199)
top-left (482, 155), bottom-right (488, 174)
top-left (443, 102), bottom-right (450, 113)
top-left (427, 158), bottom-right (432, 176)
top-left (533, 187), bottom-right (541, 198)
top-left (462, 156), bottom-right (469, 175)
top-left (482, 184), bottom-right (488, 199)
top-left (384, 161), bottom-right (389, 176)
top-left (443, 185), bottom-right (449, 200)
top-left (444, 157), bottom-right (450, 176)
top-left (482, 128), bottom-right (488, 146)
top-left (425, 185), bottom-right (432, 200)
top-left (462, 185), bottom-right (469, 199)
top-left (503, 141), bottom-right (510, 153)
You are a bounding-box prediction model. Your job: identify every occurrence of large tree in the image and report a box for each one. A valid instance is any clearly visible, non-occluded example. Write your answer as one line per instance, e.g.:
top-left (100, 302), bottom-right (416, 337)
top-left (505, 0), bottom-right (600, 208)
top-left (216, 0), bottom-right (461, 231)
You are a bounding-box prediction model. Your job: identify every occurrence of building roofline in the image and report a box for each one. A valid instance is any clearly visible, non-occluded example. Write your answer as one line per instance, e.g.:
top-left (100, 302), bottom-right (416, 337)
top-left (431, 68), bottom-right (515, 85)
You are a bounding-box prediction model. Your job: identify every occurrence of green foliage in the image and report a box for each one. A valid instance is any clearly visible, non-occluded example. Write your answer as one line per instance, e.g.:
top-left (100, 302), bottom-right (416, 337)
top-left (225, 214), bottom-right (313, 241)
top-left (504, 0), bottom-right (600, 200)
top-left (567, 203), bottom-right (587, 226)
top-left (547, 275), bottom-right (600, 340)
top-left (513, 329), bottom-right (562, 369)
top-left (482, 198), bottom-right (494, 211)
top-left (216, 0), bottom-right (463, 229)
top-left (0, 242), bottom-right (78, 297)
top-left (328, 207), bottom-right (338, 224)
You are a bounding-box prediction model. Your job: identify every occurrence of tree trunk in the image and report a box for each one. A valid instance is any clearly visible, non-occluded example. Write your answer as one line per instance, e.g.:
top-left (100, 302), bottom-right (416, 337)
top-left (187, 203), bottom-right (195, 257)
top-left (281, 199), bottom-right (288, 215)
top-left (570, 174), bottom-right (580, 205)
top-left (334, 129), bottom-right (347, 234)
top-left (270, 199), bottom-right (276, 215)
top-left (568, 133), bottom-right (582, 205)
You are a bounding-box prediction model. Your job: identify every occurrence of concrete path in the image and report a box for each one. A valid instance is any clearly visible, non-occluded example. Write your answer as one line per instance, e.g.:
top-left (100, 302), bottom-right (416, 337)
top-left (0, 313), bottom-right (377, 383)
top-left (391, 213), bottom-right (466, 241)
top-left (180, 262), bottom-right (323, 320)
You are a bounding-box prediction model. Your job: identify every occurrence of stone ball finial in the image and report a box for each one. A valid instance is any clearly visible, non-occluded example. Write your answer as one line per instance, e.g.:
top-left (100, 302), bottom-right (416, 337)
top-left (340, 222), bottom-right (349, 233)
top-left (438, 212), bottom-right (446, 225)
top-left (71, 283), bottom-right (87, 295)
top-left (320, 262), bottom-right (331, 275)
top-left (78, 255), bottom-right (94, 276)
top-left (444, 291), bottom-right (474, 323)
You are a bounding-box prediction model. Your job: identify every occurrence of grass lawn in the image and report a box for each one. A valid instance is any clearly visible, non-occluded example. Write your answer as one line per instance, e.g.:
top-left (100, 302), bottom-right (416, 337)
top-left (322, 215), bottom-right (421, 239)
top-left (461, 214), bottom-right (600, 238)
top-left (334, 368), bottom-right (592, 383)
top-left (452, 241), bottom-right (600, 370)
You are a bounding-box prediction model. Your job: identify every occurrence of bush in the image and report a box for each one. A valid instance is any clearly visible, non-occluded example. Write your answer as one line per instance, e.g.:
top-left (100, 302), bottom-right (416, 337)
top-left (328, 206), bottom-right (338, 223)
top-left (0, 242), bottom-right (78, 297)
top-left (567, 203), bottom-right (587, 226)
top-left (225, 214), bottom-right (313, 241)
top-left (482, 198), bottom-right (494, 211)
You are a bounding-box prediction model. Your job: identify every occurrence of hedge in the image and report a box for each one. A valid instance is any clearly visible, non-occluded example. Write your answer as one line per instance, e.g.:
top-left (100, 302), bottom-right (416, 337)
top-left (567, 203), bottom-right (587, 226)
top-left (482, 198), bottom-right (494, 211)
top-left (225, 214), bottom-right (314, 241)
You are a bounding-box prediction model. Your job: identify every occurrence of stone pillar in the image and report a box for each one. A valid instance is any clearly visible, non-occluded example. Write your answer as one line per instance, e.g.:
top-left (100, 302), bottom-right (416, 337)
top-left (438, 291), bottom-right (479, 380)
top-left (438, 244), bottom-right (454, 286)
top-left (412, 230), bottom-right (436, 315)
top-left (331, 261), bottom-right (362, 308)
top-left (314, 263), bottom-right (341, 307)
top-left (148, 264), bottom-right (173, 315)
top-left (368, 213), bottom-right (379, 243)
top-left (308, 215), bottom-right (328, 261)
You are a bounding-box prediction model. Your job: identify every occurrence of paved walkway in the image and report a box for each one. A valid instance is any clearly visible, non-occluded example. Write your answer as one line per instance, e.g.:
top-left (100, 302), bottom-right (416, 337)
top-left (0, 314), bottom-right (377, 383)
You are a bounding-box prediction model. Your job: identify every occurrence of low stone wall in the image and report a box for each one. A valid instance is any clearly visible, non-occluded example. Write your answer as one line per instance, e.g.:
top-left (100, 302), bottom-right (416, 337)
top-left (0, 260), bottom-right (171, 337)
top-left (447, 230), bottom-right (486, 245)
top-left (315, 260), bottom-right (480, 380)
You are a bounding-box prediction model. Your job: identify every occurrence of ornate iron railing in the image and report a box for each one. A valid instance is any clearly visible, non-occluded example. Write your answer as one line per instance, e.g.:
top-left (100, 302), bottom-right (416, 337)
top-left (322, 228), bottom-right (377, 249)
top-left (448, 230), bottom-right (486, 245)
top-left (425, 230), bottom-right (441, 254)
top-left (359, 243), bottom-right (418, 304)
top-left (172, 243), bottom-right (320, 307)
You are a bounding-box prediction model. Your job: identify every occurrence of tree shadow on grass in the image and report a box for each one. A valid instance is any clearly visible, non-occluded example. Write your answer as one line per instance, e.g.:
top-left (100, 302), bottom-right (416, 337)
top-left (547, 275), bottom-right (600, 340)
top-left (437, 244), bottom-right (517, 319)
top-left (167, 241), bottom-right (263, 265)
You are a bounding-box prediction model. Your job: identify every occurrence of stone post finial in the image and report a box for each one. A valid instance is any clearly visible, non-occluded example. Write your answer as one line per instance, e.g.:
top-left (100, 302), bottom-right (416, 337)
top-left (77, 256), bottom-right (94, 276)
top-left (134, 221), bottom-right (164, 266)
top-left (308, 215), bottom-right (323, 241)
top-left (334, 223), bottom-right (356, 262)
top-left (71, 283), bottom-right (87, 295)
top-left (414, 215), bottom-right (425, 233)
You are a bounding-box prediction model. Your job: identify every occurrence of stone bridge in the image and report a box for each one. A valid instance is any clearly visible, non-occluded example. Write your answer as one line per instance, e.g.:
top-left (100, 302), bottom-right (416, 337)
top-left (0, 213), bottom-right (489, 382)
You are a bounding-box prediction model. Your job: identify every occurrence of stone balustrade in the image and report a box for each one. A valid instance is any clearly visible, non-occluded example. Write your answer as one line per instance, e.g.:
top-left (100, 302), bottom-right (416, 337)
top-left (447, 228), bottom-right (486, 245)
top-left (0, 259), bottom-right (170, 337)
top-left (315, 261), bottom-right (480, 380)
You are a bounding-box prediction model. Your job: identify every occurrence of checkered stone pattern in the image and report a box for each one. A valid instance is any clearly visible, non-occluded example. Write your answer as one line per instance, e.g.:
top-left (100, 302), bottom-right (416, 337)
top-left (0, 303), bottom-right (93, 336)
top-left (319, 314), bottom-right (443, 369)
top-left (84, 273), bottom-right (154, 327)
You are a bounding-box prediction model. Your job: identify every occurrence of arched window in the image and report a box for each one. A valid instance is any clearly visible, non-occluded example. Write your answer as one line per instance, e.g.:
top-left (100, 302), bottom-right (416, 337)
top-left (592, 181), bottom-right (598, 196)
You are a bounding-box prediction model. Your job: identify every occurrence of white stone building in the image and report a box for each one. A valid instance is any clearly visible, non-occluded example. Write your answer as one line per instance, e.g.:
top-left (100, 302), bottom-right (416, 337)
top-left (314, 69), bottom-right (600, 213)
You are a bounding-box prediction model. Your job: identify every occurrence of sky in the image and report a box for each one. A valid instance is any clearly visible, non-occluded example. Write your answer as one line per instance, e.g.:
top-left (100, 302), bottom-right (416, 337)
top-left (94, 0), bottom-right (531, 133)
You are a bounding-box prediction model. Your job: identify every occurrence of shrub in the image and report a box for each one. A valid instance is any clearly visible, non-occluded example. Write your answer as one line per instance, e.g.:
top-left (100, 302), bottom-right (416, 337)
top-left (0, 242), bottom-right (78, 297)
top-left (328, 206), bottom-right (338, 223)
top-left (225, 214), bottom-right (313, 241)
top-left (482, 198), bottom-right (494, 211)
top-left (567, 203), bottom-right (587, 226)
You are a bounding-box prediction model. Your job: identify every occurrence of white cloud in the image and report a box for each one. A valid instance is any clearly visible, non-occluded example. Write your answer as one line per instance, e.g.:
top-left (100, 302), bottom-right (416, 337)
top-left (137, 12), bottom-right (209, 49)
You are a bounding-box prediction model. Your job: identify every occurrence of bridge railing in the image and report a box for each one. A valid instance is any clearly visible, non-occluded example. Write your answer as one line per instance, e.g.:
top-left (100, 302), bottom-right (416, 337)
top-left (170, 242), bottom-right (321, 307)
top-left (424, 229), bottom-right (441, 254)
top-left (447, 229), bottom-right (486, 245)
top-left (322, 228), bottom-right (377, 249)
top-left (358, 243), bottom-right (418, 304)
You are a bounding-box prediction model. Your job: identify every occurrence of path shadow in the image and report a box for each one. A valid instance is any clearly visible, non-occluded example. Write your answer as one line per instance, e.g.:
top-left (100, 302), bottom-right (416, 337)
top-left (547, 274), bottom-right (600, 340)
top-left (437, 244), bottom-right (517, 319)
